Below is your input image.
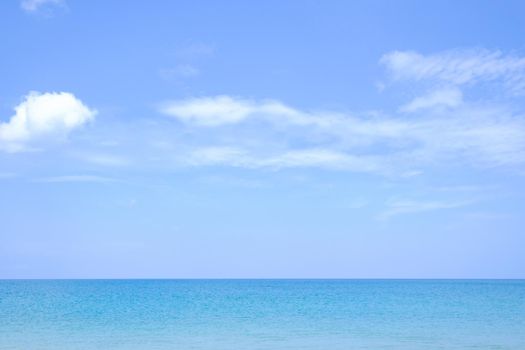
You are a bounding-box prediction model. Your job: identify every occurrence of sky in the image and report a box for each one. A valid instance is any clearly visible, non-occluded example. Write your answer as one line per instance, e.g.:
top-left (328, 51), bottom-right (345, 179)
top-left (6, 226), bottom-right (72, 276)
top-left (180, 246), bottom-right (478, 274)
top-left (1, 0), bottom-right (525, 279)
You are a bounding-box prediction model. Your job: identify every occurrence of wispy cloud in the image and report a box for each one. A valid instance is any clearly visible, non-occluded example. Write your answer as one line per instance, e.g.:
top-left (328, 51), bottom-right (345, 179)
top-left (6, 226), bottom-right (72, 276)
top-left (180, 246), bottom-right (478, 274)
top-left (20, 0), bottom-right (65, 13)
top-left (400, 87), bottom-right (463, 112)
top-left (381, 49), bottom-right (525, 93)
top-left (159, 92), bottom-right (525, 172)
top-left (379, 198), bottom-right (475, 220)
top-left (76, 153), bottom-right (131, 167)
top-left (159, 43), bottom-right (214, 83)
top-left (186, 147), bottom-right (384, 172)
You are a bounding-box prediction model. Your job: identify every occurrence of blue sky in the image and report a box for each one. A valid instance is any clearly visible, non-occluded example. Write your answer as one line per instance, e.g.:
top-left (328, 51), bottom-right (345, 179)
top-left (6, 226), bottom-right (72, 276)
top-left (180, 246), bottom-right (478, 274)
top-left (1, 0), bottom-right (525, 278)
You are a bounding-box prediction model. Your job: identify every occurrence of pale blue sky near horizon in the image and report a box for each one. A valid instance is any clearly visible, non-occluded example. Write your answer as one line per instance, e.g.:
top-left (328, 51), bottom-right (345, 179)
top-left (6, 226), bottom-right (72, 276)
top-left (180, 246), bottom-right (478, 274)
top-left (1, 0), bottom-right (525, 278)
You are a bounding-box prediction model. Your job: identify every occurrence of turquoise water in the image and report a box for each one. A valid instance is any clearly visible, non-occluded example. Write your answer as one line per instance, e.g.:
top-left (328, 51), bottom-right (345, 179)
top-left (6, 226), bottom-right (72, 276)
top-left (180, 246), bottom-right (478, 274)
top-left (0, 280), bottom-right (524, 349)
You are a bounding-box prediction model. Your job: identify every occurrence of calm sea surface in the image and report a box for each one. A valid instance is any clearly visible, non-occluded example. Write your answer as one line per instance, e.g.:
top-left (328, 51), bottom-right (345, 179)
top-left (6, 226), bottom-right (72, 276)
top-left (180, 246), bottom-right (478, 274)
top-left (0, 280), bottom-right (524, 349)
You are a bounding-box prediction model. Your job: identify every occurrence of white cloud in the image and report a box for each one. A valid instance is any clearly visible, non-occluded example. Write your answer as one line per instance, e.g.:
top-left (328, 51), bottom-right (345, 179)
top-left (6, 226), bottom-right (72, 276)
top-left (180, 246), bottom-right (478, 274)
top-left (417, 106), bottom-right (525, 166)
top-left (262, 149), bottom-right (382, 171)
top-left (0, 92), bottom-right (96, 152)
top-left (381, 49), bottom-right (525, 92)
top-left (20, 0), bottom-right (64, 12)
top-left (375, 49), bottom-right (525, 168)
top-left (400, 88), bottom-right (463, 112)
top-left (8, 48), bottom-right (522, 177)
top-left (159, 92), bottom-right (525, 171)
top-left (160, 96), bottom-right (257, 126)
top-left (161, 95), bottom-right (349, 129)
top-left (186, 147), bottom-right (385, 173)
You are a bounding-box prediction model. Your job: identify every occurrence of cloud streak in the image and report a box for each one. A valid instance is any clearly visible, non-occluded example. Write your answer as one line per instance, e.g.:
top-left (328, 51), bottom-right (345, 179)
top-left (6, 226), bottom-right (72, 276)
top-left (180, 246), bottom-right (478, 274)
top-left (381, 49), bottom-right (525, 93)
top-left (186, 147), bottom-right (384, 172)
top-left (379, 198), bottom-right (475, 220)
top-left (20, 0), bottom-right (64, 13)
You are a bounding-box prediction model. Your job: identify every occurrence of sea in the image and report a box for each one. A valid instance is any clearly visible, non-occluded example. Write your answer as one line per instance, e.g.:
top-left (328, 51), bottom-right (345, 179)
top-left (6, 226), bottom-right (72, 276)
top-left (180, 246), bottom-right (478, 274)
top-left (0, 279), bottom-right (524, 349)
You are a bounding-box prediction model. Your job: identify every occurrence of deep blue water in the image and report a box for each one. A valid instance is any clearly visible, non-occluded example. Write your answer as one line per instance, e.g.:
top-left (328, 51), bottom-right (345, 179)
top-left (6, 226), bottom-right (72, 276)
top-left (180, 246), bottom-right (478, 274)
top-left (0, 280), bottom-right (524, 349)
